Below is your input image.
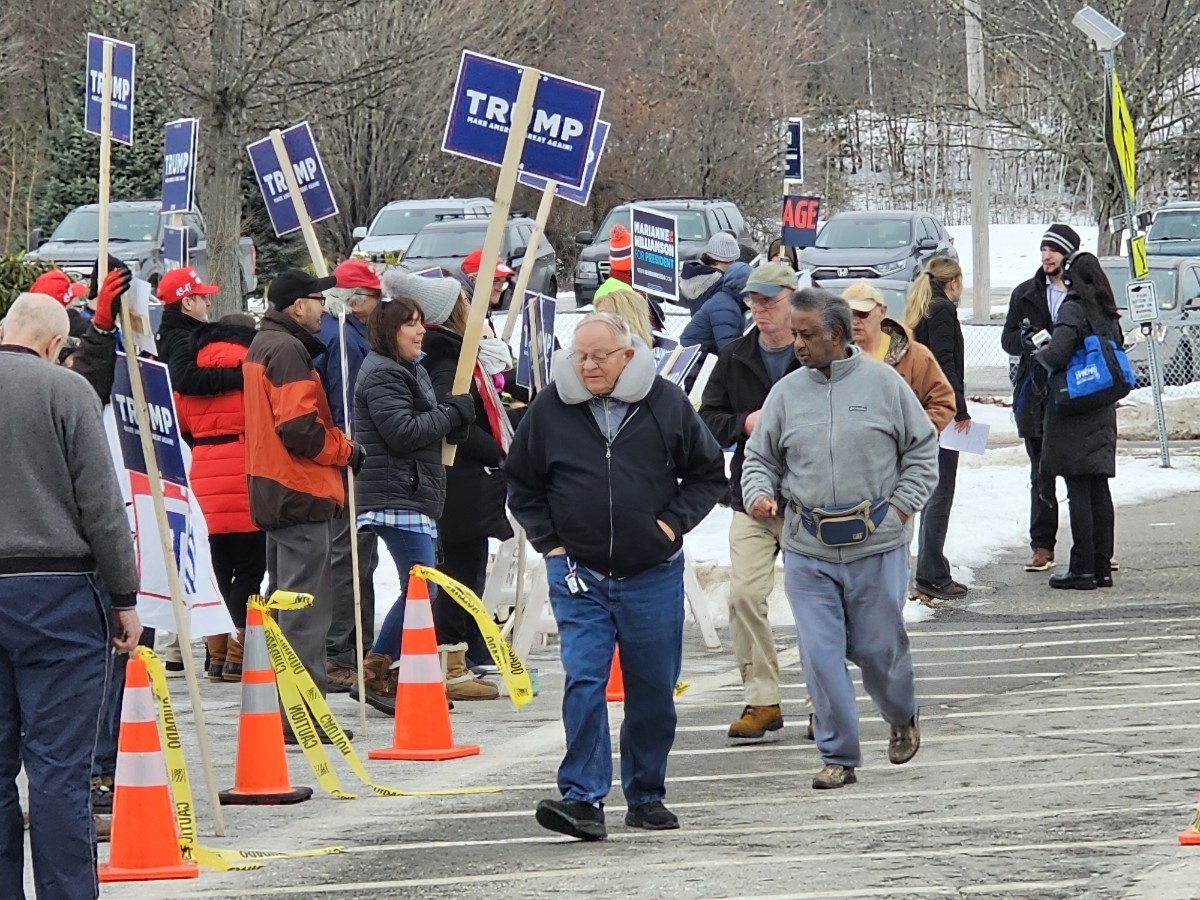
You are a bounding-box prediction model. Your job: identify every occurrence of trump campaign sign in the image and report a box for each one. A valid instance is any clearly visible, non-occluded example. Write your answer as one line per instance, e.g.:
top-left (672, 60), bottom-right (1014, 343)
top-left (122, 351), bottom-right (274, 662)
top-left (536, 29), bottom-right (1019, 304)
top-left (112, 354), bottom-right (188, 487)
top-left (442, 51), bottom-right (604, 190)
top-left (246, 121), bottom-right (338, 237)
top-left (518, 120), bottom-right (609, 207)
top-left (84, 34), bottom-right (136, 145)
top-left (161, 118), bottom-right (199, 213)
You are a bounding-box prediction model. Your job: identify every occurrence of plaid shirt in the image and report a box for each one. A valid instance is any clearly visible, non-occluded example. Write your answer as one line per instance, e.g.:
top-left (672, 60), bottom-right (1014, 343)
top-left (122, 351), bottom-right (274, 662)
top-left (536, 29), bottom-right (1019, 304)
top-left (357, 509), bottom-right (438, 539)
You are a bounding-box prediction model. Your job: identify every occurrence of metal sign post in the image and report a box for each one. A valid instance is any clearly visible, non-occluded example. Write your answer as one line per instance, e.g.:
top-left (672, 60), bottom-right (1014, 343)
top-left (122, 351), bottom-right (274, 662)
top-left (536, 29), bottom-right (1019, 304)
top-left (1125, 281), bottom-right (1170, 466)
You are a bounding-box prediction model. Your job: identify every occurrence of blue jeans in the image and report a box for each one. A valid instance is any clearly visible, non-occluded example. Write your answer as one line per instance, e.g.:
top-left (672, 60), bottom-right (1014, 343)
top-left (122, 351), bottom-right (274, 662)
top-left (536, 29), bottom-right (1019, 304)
top-left (547, 554), bottom-right (685, 807)
top-left (371, 527), bottom-right (437, 657)
top-left (0, 574), bottom-right (108, 900)
top-left (783, 546), bottom-right (917, 768)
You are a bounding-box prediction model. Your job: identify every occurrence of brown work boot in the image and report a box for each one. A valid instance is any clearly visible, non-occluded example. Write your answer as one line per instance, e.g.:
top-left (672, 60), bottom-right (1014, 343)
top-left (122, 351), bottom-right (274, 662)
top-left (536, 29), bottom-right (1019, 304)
top-left (812, 764), bottom-right (856, 790)
top-left (222, 629), bottom-right (244, 682)
top-left (728, 704), bottom-right (784, 739)
top-left (1025, 548), bottom-right (1055, 572)
top-left (442, 644), bottom-right (499, 701)
top-left (206, 634), bottom-right (228, 682)
top-left (349, 652), bottom-right (397, 715)
top-left (889, 710), bottom-right (921, 765)
top-left (326, 660), bottom-right (357, 693)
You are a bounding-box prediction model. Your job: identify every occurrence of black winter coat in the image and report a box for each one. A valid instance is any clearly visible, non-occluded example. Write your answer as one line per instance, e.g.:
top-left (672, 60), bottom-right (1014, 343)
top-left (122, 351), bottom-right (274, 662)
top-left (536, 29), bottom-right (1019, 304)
top-left (420, 327), bottom-right (514, 544)
top-left (698, 328), bottom-right (799, 512)
top-left (1001, 270), bottom-right (1055, 438)
top-left (506, 377), bottom-right (726, 578)
top-left (353, 351), bottom-right (453, 519)
top-left (914, 291), bottom-right (968, 421)
top-left (157, 307), bottom-right (242, 397)
top-left (1035, 297), bottom-right (1121, 478)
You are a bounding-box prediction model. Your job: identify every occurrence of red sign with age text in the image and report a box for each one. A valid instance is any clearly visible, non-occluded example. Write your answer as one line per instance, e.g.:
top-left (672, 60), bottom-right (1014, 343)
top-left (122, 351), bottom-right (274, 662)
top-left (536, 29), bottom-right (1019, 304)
top-left (781, 195), bottom-right (821, 248)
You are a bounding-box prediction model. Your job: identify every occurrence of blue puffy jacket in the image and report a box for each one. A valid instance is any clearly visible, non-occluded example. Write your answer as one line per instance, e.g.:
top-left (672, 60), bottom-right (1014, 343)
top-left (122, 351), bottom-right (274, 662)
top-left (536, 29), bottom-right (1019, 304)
top-left (679, 262), bottom-right (751, 354)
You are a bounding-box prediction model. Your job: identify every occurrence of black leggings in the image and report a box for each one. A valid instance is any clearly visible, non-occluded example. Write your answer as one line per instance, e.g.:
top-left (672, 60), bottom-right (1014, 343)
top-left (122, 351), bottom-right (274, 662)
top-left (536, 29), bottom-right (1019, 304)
top-left (436, 538), bottom-right (488, 651)
top-left (1062, 475), bottom-right (1114, 577)
top-left (209, 531), bottom-right (267, 629)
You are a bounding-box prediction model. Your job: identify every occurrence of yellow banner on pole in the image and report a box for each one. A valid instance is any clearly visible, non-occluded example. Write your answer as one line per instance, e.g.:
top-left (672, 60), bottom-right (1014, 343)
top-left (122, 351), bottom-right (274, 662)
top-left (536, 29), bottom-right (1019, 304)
top-left (1106, 69), bottom-right (1136, 200)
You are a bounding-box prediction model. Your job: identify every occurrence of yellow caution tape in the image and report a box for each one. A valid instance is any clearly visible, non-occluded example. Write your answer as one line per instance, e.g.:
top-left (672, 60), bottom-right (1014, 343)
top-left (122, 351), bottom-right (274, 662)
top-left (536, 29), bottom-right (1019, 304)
top-left (136, 647), bottom-right (344, 871)
top-left (251, 596), bottom-right (501, 800)
top-left (413, 566), bottom-right (534, 710)
top-left (674, 681), bottom-right (690, 697)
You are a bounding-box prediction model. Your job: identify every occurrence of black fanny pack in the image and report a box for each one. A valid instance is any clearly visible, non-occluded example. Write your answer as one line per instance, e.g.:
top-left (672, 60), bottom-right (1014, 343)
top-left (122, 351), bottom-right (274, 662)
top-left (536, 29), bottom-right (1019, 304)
top-left (796, 498), bottom-right (890, 547)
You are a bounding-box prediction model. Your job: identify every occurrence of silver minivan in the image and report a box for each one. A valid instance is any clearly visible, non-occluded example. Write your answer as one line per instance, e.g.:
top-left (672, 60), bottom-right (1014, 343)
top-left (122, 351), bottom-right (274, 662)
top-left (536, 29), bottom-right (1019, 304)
top-left (351, 198), bottom-right (492, 262)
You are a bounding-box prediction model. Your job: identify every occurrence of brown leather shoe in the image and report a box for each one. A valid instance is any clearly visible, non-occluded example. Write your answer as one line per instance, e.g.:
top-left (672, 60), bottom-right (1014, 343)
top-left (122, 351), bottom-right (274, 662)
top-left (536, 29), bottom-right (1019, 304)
top-left (326, 660), bottom-right (357, 693)
top-left (889, 711), bottom-right (921, 765)
top-left (206, 634), bottom-right (228, 682)
top-left (812, 764), bottom-right (856, 789)
top-left (728, 704), bottom-right (784, 739)
top-left (222, 629), bottom-right (244, 682)
top-left (1025, 548), bottom-right (1055, 572)
top-left (349, 652), bottom-right (397, 715)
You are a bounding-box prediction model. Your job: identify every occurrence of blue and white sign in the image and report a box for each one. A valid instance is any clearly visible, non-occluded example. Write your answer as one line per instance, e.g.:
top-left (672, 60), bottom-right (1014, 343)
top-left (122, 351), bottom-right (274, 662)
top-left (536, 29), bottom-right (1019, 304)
top-left (785, 117), bottom-right (804, 181)
top-left (161, 118), bottom-right (199, 213)
top-left (246, 121), bottom-right (339, 237)
top-left (516, 292), bottom-right (557, 391)
top-left (84, 33), bottom-right (137, 146)
top-left (163, 226), bottom-right (187, 270)
top-left (630, 206), bottom-right (679, 303)
top-left (112, 354), bottom-right (188, 487)
top-left (518, 120), bottom-right (609, 207)
top-left (442, 51), bottom-right (604, 190)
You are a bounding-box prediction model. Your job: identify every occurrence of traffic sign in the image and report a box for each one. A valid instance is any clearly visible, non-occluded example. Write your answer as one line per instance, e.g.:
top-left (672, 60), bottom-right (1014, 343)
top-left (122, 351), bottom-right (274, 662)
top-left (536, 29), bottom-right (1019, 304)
top-left (1125, 280), bottom-right (1158, 323)
top-left (1129, 233), bottom-right (1149, 279)
top-left (1105, 69), bottom-right (1136, 200)
top-left (442, 50), bottom-right (604, 190)
top-left (246, 122), bottom-right (338, 237)
top-left (84, 33), bottom-right (136, 145)
top-left (161, 118), bottom-right (199, 213)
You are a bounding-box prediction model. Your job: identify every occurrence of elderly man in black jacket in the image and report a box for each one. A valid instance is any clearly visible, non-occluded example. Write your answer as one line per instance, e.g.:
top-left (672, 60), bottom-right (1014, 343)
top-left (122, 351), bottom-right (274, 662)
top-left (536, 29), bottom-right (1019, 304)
top-left (507, 311), bottom-right (725, 842)
top-left (1001, 224), bottom-right (1080, 572)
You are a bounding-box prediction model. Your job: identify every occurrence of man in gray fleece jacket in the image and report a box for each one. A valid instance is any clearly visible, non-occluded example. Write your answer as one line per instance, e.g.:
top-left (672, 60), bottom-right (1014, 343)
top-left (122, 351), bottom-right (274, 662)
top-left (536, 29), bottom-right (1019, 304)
top-left (0, 293), bottom-right (141, 898)
top-left (741, 288), bottom-right (938, 790)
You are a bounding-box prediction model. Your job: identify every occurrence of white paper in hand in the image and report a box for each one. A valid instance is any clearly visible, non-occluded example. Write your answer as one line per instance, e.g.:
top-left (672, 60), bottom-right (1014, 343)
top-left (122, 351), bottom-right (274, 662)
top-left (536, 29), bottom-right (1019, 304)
top-left (128, 277), bottom-right (159, 357)
top-left (939, 420), bottom-right (989, 454)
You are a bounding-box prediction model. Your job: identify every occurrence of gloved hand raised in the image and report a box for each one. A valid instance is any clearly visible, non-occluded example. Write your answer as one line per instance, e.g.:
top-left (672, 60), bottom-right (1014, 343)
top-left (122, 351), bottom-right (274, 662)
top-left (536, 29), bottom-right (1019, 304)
top-left (92, 268), bottom-right (133, 332)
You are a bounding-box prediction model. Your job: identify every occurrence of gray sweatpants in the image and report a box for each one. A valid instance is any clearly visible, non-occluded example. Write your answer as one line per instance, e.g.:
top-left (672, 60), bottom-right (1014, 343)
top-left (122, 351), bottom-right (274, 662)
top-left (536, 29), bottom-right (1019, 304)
top-left (325, 508), bottom-right (379, 668)
top-left (783, 545), bottom-right (917, 768)
top-left (267, 520), bottom-right (334, 696)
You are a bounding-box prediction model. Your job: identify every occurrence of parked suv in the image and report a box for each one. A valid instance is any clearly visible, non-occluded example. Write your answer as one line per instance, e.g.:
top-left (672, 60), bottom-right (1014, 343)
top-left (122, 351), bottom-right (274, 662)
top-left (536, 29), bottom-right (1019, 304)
top-left (351, 197), bottom-right (493, 262)
top-left (402, 213), bottom-right (559, 309)
top-left (1146, 201), bottom-right (1200, 258)
top-left (798, 210), bottom-right (956, 282)
top-left (25, 200), bottom-right (257, 296)
top-left (573, 198), bottom-right (757, 305)
top-left (1101, 255), bottom-right (1200, 386)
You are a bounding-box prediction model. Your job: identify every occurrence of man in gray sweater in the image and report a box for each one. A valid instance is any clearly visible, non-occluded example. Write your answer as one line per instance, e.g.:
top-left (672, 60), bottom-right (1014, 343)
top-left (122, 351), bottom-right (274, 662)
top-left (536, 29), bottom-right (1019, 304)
top-left (742, 288), bottom-right (938, 790)
top-left (0, 292), bottom-right (141, 899)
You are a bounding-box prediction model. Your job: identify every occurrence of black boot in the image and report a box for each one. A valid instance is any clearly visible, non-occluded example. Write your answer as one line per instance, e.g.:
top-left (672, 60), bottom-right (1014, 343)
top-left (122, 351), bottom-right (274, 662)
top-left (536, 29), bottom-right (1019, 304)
top-left (1049, 572), bottom-right (1096, 590)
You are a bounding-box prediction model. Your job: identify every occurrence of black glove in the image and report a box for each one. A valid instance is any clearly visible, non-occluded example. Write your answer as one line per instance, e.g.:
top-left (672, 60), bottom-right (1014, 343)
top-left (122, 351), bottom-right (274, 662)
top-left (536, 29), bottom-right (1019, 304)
top-left (348, 443), bottom-right (367, 474)
top-left (446, 423), bottom-right (472, 445)
top-left (441, 394), bottom-right (476, 429)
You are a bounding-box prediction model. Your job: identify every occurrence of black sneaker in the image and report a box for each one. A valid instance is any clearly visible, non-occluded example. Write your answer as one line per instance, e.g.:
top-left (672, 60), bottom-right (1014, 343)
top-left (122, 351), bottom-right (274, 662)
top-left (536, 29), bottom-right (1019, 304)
top-left (535, 798), bottom-right (607, 841)
top-left (284, 727), bottom-right (354, 746)
top-left (625, 799), bottom-right (679, 830)
top-left (914, 580), bottom-right (968, 600)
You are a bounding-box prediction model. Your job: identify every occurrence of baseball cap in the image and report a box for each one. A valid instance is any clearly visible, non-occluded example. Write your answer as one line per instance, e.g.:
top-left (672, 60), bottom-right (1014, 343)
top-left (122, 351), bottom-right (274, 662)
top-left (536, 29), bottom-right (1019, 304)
top-left (334, 258), bottom-right (382, 291)
top-left (841, 281), bottom-right (887, 313)
top-left (158, 266), bottom-right (220, 305)
top-left (267, 268), bottom-right (337, 310)
top-left (29, 270), bottom-right (88, 307)
top-left (462, 248), bottom-right (515, 279)
top-left (743, 262), bottom-right (798, 298)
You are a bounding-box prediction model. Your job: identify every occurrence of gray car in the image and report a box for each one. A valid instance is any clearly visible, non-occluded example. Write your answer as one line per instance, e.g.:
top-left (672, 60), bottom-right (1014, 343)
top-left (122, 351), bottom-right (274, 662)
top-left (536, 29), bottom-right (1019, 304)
top-left (799, 210), bottom-right (957, 282)
top-left (1145, 201), bottom-right (1200, 259)
top-left (351, 197), bottom-right (493, 263)
top-left (1101, 255), bottom-right (1200, 386)
top-left (811, 276), bottom-right (912, 321)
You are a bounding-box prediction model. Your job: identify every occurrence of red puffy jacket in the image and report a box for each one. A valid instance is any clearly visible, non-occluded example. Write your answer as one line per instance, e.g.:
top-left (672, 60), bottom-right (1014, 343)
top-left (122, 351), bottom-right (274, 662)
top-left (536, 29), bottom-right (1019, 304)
top-left (175, 321), bottom-right (258, 535)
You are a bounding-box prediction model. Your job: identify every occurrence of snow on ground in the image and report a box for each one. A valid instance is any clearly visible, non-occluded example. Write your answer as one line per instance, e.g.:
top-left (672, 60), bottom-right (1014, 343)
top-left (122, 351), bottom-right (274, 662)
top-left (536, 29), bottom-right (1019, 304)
top-left (946, 223), bottom-right (1100, 292)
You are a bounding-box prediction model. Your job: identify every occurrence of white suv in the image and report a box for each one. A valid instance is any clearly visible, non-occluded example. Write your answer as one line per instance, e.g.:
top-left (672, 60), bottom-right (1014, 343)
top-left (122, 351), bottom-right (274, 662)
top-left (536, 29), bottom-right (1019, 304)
top-left (351, 198), bottom-right (492, 262)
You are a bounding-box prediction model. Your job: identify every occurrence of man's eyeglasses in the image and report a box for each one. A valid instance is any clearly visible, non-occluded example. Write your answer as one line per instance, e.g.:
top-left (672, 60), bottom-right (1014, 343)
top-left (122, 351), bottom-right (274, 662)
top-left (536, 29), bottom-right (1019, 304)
top-left (569, 349), bottom-right (623, 365)
top-left (852, 309), bottom-right (873, 320)
top-left (746, 293), bottom-right (786, 310)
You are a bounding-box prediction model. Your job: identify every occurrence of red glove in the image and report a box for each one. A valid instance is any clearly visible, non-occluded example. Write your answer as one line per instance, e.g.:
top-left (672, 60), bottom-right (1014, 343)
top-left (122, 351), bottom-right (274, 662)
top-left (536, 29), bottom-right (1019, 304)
top-left (92, 268), bottom-right (132, 332)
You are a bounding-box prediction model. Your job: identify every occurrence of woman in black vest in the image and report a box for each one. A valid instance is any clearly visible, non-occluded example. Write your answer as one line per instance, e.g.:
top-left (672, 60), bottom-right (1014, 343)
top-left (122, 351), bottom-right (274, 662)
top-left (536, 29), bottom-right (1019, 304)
top-left (352, 294), bottom-right (473, 714)
top-left (1034, 252), bottom-right (1122, 590)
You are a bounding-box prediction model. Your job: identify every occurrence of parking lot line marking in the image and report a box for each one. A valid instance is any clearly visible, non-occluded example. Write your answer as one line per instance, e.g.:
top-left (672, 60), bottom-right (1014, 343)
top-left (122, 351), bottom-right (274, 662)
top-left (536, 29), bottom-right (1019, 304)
top-left (698, 880), bottom-right (1099, 900)
top-left (906, 615), bottom-right (1200, 637)
top-left (906, 634), bottom-right (1198, 654)
top-left (179, 838), bottom-right (1164, 895)
top-left (780, 648), bottom-right (1200, 671)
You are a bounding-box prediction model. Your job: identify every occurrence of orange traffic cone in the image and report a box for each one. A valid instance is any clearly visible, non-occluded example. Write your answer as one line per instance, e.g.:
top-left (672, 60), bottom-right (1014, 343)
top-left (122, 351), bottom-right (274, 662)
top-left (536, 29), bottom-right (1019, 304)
top-left (220, 605), bottom-right (312, 805)
top-left (606, 646), bottom-right (625, 702)
top-left (370, 574), bottom-right (481, 761)
top-left (1180, 806), bottom-right (1200, 844)
top-left (98, 655), bottom-right (199, 883)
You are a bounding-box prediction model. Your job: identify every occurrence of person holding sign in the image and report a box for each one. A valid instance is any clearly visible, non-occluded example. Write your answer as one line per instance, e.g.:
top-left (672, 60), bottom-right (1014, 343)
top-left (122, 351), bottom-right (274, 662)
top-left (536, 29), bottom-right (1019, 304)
top-left (461, 247), bottom-right (514, 312)
top-left (0, 293), bottom-right (141, 899)
top-left (506, 312), bottom-right (725, 840)
top-left (243, 270), bottom-right (364, 708)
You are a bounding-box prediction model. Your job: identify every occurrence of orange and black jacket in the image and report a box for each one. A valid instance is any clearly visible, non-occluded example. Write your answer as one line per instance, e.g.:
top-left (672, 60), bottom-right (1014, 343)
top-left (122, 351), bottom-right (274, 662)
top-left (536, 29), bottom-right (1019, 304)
top-left (243, 309), bottom-right (354, 530)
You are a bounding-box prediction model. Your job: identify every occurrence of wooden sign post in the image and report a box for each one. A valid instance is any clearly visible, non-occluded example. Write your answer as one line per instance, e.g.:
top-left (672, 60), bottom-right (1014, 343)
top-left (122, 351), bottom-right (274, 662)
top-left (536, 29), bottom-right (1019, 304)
top-left (443, 66), bottom-right (541, 466)
top-left (97, 39), bottom-right (226, 836)
top-left (501, 180), bottom-right (556, 342)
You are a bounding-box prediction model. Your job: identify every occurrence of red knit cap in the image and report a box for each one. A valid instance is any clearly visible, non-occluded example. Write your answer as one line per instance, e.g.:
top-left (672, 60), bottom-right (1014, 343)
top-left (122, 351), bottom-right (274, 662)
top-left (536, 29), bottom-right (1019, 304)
top-left (609, 224), bottom-right (632, 272)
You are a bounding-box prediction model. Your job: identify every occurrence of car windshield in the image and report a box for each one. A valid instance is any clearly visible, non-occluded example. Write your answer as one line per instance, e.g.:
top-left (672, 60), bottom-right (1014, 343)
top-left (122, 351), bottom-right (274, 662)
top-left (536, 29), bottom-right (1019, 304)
top-left (405, 226), bottom-right (487, 258)
top-left (370, 208), bottom-right (464, 237)
top-left (1147, 211), bottom-right (1200, 243)
top-left (51, 209), bottom-right (159, 243)
top-left (816, 218), bottom-right (912, 250)
top-left (595, 209), bottom-right (709, 243)
top-left (1102, 263), bottom-right (1177, 310)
